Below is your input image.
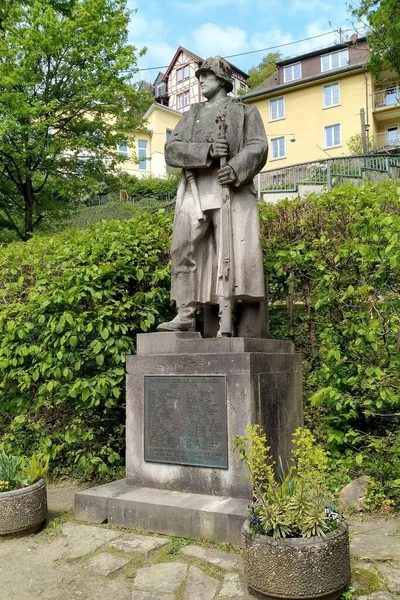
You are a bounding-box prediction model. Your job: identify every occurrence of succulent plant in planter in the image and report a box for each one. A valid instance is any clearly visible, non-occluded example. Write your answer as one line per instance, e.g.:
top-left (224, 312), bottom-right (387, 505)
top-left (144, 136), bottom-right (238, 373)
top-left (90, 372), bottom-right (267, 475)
top-left (233, 425), bottom-right (351, 600)
top-left (0, 452), bottom-right (49, 537)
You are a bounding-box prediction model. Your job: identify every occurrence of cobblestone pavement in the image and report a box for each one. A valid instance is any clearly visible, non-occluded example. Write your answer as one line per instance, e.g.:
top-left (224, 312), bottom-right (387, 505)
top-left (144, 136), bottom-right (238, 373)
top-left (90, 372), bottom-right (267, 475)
top-left (0, 485), bottom-right (398, 600)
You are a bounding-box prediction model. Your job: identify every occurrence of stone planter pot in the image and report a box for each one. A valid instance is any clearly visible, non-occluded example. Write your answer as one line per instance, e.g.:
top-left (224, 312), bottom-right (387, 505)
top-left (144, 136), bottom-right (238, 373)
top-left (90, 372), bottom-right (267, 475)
top-left (242, 520), bottom-right (351, 600)
top-left (0, 478), bottom-right (47, 537)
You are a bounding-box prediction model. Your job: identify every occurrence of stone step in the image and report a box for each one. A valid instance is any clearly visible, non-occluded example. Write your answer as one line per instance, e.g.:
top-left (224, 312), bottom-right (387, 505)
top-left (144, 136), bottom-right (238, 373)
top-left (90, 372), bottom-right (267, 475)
top-left (75, 479), bottom-right (249, 546)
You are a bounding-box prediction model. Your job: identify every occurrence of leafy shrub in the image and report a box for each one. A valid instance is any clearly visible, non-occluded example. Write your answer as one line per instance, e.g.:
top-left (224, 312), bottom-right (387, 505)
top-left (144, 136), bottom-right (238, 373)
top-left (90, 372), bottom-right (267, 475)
top-left (2, 179), bottom-right (400, 504)
top-left (260, 180), bottom-right (400, 507)
top-left (119, 172), bottom-right (180, 200)
top-left (90, 171), bottom-right (180, 203)
top-left (233, 425), bottom-right (342, 538)
top-left (40, 200), bottom-right (172, 235)
top-left (0, 452), bottom-right (49, 492)
top-left (0, 212), bottom-right (174, 478)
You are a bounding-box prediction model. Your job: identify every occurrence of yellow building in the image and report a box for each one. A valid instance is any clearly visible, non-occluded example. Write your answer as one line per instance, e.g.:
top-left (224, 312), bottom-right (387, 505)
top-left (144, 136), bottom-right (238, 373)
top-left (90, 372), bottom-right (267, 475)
top-left (118, 103), bottom-right (181, 178)
top-left (243, 36), bottom-right (400, 170)
top-left (121, 38), bottom-right (400, 182)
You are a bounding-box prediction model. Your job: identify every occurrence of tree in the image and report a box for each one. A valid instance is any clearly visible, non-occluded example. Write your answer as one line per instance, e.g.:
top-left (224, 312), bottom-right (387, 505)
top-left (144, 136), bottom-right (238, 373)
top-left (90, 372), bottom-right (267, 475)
top-left (347, 133), bottom-right (364, 154)
top-left (245, 52), bottom-right (282, 90)
top-left (351, 0), bottom-right (400, 78)
top-left (0, 0), bottom-right (149, 240)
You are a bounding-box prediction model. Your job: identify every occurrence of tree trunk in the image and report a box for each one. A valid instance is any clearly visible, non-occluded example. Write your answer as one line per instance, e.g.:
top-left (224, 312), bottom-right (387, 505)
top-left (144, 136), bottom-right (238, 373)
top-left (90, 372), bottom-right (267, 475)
top-left (286, 270), bottom-right (295, 338)
top-left (306, 287), bottom-right (318, 358)
top-left (22, 177), bottom-right (35, 241)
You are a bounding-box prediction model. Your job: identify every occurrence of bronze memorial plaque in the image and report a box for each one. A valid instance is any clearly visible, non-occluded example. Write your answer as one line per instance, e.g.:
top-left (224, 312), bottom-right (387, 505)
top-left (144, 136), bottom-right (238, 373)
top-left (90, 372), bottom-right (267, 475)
top-left (144, 375), bottom-right (227, 469)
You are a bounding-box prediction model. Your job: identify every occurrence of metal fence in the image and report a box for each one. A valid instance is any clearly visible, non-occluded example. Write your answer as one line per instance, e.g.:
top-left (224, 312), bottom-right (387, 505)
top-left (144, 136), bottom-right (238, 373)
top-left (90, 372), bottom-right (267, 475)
top-left (85, 191), bottom-right (176, 207)
top-left (259, 154), bottom-right (400, 193)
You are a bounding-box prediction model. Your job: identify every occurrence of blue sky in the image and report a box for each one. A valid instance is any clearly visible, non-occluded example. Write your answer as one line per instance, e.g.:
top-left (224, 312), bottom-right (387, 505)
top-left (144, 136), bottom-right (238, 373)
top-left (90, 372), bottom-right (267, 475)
top-left (127, 0), bottom-right (362, 84)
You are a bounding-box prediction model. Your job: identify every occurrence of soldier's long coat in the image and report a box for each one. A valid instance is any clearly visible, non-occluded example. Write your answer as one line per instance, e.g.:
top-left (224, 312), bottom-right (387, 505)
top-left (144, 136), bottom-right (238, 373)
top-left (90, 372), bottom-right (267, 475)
top-left (165, 98), bottom-right (268, 305)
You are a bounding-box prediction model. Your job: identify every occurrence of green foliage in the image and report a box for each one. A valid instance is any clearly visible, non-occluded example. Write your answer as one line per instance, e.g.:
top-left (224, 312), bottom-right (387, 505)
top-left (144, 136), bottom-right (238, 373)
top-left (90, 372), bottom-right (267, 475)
top-left (38, 195), bottom-right (176, 236)
top-left (351, 0), bottom-right (400, 78)
top-left (341, 586), bottom-right (357, 600)
top-left (39, 202), bottom-right (140, 234)
top-left (110, 172), bottom-right (180, 201)
top-left (0, 452), bottom-right (21, 491)
top-left (0, 0), bottom-right (149, 240)
top-left (260, 180), bottom-right (400, 509)
top-left (360, 431), bottom-right (400, 510)
top-left (0, 212), bottom-right (174, 478)
top-left (346, 133), bottom-right (364, 155)
top-left (233, 425), bottom-right (340, 538)
top-left (243, 52), bottom-right (281, 91)
top-left (20, 454), bottom-right (50, 487)
top-left (0, 451), bottom-right (49, 491)
top-left (2, 178), bottom-right (400, 502)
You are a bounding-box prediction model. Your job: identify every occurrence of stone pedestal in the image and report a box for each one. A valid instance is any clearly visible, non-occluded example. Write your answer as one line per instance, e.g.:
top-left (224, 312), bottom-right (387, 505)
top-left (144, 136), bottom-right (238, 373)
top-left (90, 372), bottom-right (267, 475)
top-left (75, 333), bottom-right (302, 545)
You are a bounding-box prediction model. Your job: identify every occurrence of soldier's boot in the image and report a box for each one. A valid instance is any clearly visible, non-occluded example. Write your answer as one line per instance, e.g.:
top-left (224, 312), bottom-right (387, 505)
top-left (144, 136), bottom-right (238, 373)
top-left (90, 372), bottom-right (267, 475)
top-left (156, 302), bottom-right (196, 332)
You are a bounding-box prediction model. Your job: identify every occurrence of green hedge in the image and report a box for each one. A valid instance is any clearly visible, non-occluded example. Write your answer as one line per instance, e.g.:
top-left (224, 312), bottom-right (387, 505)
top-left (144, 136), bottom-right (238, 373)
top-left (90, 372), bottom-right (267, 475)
top-left (93, 172), bottom-right (180, 203)
top-left (259, 181), bottom-right (400, 507)
top-left (118, 172), bottom-right (180, 200)
top-left (260, 181), bottom-right (400, 438)
top-left (0, 213), bottom-right (174, 477)
top-left (1, 181), bottom-right (400, 505)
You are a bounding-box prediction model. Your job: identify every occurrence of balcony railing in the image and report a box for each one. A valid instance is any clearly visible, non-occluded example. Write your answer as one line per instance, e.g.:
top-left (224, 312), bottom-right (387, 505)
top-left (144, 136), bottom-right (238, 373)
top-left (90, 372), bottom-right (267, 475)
top-left (372, 131), bottom-right (400, 151)
top-left (259, 154), bottom-right (400, 193)
top-left (373, 86), bottom-right (400, 110)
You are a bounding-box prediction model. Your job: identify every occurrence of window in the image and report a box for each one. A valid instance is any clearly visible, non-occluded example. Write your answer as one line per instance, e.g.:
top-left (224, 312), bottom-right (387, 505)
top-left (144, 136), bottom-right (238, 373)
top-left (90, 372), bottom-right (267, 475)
top-left (283, 63), bottom-right (301, 83)
top-left (321, 49), bottom-right (348, 72)
top-left (118, 143), bottom-right (128, 160)
top-left (240, 82), bottom-right (246, 90)
top-left (323, 82), bottom-right (340, 108)
top-left (177, 91), bottom-right (190, 109)
top-left (324, 124), bottom-right (341, 148)
top-left (270, 136), bottom-right (286, 160)
top-left (166, 129), bottom-right (173, 142)
top-left (176, 65), bottom-right (190, 84)
top-left (156, 82), bottom-right (166, 96)
top-left (270, 97), bottom-right (284, 121)
top-left (138, 139), bottom-right (147, 170)
top-left (386, 126), bottom-right (399, 146)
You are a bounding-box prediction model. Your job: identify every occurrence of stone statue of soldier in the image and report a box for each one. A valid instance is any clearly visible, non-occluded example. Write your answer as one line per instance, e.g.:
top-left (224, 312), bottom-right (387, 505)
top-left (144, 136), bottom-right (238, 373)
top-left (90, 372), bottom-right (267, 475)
top-left (157, 56), bottom-right (268, 336)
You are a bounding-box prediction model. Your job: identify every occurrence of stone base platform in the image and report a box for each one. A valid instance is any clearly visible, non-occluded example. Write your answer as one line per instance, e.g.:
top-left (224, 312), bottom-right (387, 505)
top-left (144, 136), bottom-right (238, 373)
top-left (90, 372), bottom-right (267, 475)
top-left (75, 479), bottom-right (249, 546)
top-left (127, 333), bottom-right (303, 500)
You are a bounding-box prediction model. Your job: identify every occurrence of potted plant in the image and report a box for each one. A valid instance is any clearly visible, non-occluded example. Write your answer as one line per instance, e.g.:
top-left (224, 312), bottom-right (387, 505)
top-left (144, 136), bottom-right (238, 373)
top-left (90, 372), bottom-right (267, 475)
top-left (233, 425), bottom-right (351, 600)
top-left (0, 452), bottom-right (49, 537)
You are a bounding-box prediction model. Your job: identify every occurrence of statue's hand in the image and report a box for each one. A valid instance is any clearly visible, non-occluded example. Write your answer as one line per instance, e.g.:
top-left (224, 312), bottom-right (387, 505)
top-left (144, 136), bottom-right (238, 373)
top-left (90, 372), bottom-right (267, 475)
top-left (210, 139), bottom-right (229, 158)
top-left (218, 165), bottom-right (237, 186)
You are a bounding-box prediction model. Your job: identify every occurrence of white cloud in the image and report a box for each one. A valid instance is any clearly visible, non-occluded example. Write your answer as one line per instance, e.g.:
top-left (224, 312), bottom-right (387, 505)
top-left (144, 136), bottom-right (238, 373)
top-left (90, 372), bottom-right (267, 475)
top-left (127, 0), bottom-right (352, 81)
top-left (184, 20), bottom-right (347, 72)
top-left (189, 23), bottom-right (248, 58)
top-left (172, 0), bottom-right (249, 14)
top-left (249, 28), bottom-right (295, 55)
top-left (244, 21), bottom-right (349, 66)
top-left (137, 43), bottom-right (176, 79)
top-left (288, 0), bottom-right (333, 13)
top-left (290, 20), bottom-right (348, 56)
top-left (127, 8), bottom-right (175, 83)
top-left (128, 12), bottom-right (167, 41)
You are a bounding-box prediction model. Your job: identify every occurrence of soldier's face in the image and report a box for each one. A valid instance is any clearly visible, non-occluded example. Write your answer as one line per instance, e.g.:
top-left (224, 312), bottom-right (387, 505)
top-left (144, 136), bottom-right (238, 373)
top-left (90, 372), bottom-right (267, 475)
top-left (199, 71), bottom-right (223, 98)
